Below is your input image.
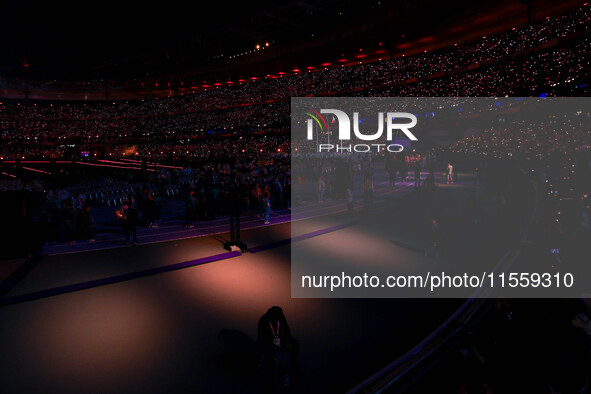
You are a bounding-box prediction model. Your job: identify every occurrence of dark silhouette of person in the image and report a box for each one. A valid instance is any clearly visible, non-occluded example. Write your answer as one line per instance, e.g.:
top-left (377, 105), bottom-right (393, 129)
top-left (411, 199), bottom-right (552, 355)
top-left (386, 155), bottom-right (397, 187)
top-left (223, 176), bottom-right (247, 252)
top-left (425, 219), bottom-right (442, 259)
top-left (414, 161), bottom-right (421, 187)
top-left (80, 205), bottom-right (96, 242)
top-left (424, 171), bottom-right (436, 197)
top-left (121, 199), bottom-right (138, 245)
top-left (229, 179), bottom-right (242, 243)
top-left (363, 172), bottom-right (374, 213)
top-left (257, 306), bottom-right (299, 389)
top-left (184, 190), bottom-right (196, 228)
top-left (62, 199), bottom-right (76, 244)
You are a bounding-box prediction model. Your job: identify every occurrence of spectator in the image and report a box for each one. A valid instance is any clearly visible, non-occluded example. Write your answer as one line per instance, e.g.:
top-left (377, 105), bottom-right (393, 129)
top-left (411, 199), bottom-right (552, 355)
top-left (263, 187), bottom-right (271, 225)
top-left (317, 175), bottom-right (326, 203)
top-left (185, 190), bottom-right (196, 228)
top-left (120, 198), bottom-right (138, 245)
top-left (257, 306), bottom-right (299, 389)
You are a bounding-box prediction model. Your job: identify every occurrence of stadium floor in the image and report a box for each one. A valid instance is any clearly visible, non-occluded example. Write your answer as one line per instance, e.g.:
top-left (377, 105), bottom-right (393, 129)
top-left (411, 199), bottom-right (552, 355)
top-left (0, 223), bottom-right (465, 393)
top-left (0, 175), bottom-right (500, 393)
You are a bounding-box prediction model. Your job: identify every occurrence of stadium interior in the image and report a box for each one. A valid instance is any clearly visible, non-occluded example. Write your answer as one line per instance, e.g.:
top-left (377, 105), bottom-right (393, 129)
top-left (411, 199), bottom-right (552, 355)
top-left (1, 1), bottom-right (591, 393)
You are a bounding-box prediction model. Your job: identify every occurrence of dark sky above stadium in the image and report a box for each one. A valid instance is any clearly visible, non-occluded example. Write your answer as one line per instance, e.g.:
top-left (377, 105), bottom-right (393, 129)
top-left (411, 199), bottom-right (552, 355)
top-left (3, 0), bottom-right (570, 83)
top-left (0, 0), bottom-right (377, 80)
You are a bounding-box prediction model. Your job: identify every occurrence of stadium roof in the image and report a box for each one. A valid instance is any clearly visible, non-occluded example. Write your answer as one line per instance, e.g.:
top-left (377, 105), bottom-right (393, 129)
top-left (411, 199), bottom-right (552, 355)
top-left (0, 0), bottom-right (384, 81)
top-left (0, 0), bottom-right (584, 99)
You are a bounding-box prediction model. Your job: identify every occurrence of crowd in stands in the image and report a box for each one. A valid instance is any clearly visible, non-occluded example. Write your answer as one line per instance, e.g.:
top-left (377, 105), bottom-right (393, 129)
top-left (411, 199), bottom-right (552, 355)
top-left (2, 3), bottom-right (590, 119)
top-left (0, 4), bottom-right (590, 161)
top-left (109, 135), bottom-right (290, 162)
top-left (0, 102), bottom-right (290, 146)
top-left (443, 112), bottom-right (591, 263)
top-left (447, 117), bottom-right (591, 160)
